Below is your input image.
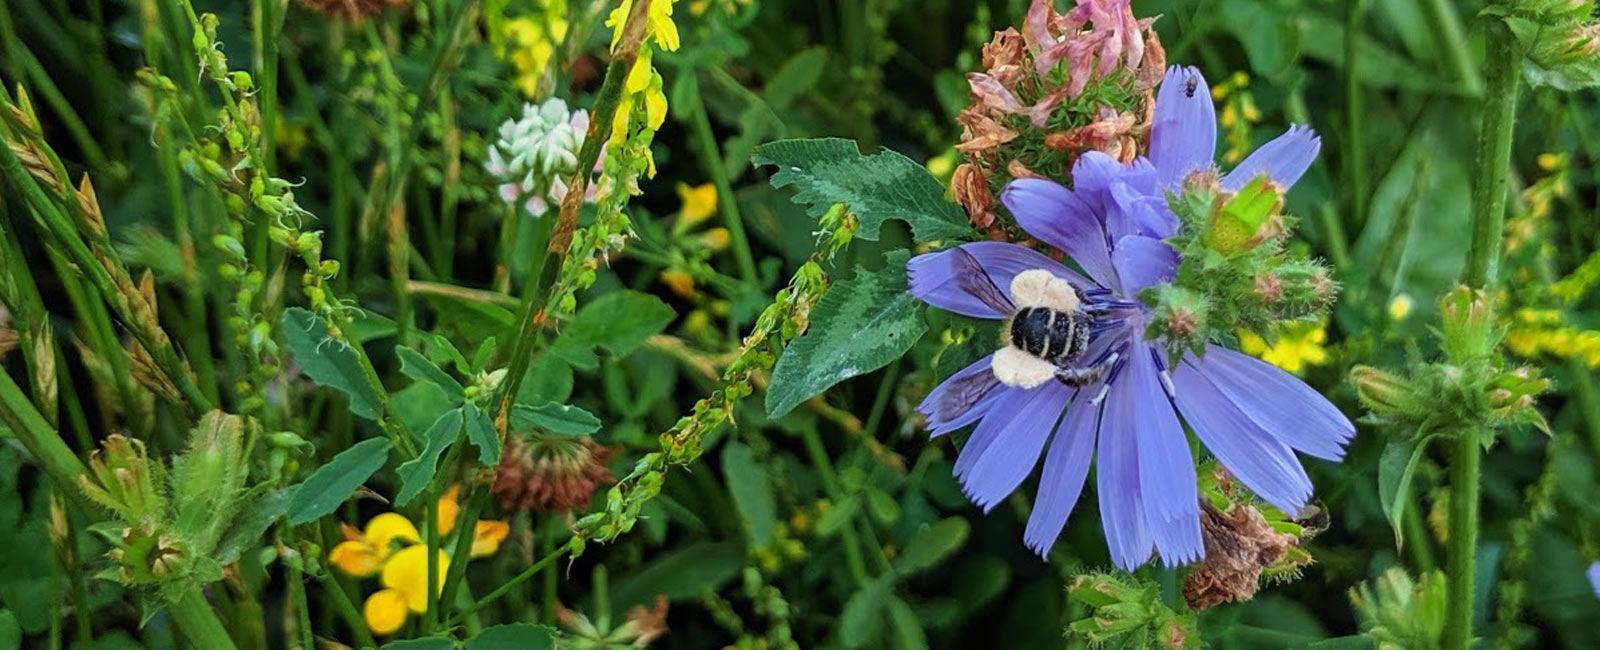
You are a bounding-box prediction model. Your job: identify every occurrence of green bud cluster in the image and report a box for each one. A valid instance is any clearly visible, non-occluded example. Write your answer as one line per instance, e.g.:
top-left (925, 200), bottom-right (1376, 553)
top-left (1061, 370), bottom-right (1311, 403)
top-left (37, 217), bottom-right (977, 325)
top-left (1485, 0), bottom-right (1600, 91)
top-left (80, 412), bottom-right (256, 605)
top-left (1066, 572), bottom-right (1200, 649)
top-left (1147, 173), bottom-right (1335, 362)
top-left (1351, 287), bottom-right (1551, 443)
top-left (1349, 568), bottom-right (1447, 650)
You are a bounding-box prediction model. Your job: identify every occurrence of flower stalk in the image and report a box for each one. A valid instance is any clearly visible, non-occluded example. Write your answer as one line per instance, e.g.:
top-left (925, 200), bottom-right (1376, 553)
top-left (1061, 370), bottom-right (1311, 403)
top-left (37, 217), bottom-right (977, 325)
top-left (1445, 10), bottom-right (1523, 650)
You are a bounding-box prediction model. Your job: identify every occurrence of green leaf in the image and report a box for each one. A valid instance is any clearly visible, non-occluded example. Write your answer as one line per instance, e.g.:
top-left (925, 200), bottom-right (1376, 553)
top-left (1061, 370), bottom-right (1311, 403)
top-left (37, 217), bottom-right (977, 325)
top-left (865, 488), bottom-right (900, 525)
top-left (517, 353), bottom-right (573, 405)
top-left (463, 623), bottom-right (556, 650)
top-left (280, 308), bottom-right (383, 419)
top-left (1378, 434), bottom-right (1438, 551)
top-left (383, 637), bottom-right (457, 650)
top-left (894, 517), bottom-right (969, 576)
top-left (766, 252), bottom-right (925, 417)
top-left (347, 308), bottom-right (399, 343)
top-left (608, 541), bottom-right (743, 610)
top-left (886, 595), bottom-right (930, 650)
top-left (815, 493), bottom-right (860, 538)
top-left (398, 345), bottom-right (465, 402)
top-left (511, 402), bottom-right (602, 436)
top-left (721, 442), bottom-right (777, 545)
top-left (0, 610), bottom-right (18, 650)
top-left (1304, 636), bottom-right (1377, 650)
top-left (764, 47), bottom-right (827, 109)
top-left (551, 290), bottom-right (675, 369)
top-left (462, 403), bottom-right (501, 466)
top-left (839, 576), bottom-right (893, 648)
top-left (287, 438), bottom-right (391, 525)
top-left (395, 408), bottom-right (464, 507)
top-left (752, 138), bottom-right (973, 242)
top-left (215, 487), bottom-right (292, 564)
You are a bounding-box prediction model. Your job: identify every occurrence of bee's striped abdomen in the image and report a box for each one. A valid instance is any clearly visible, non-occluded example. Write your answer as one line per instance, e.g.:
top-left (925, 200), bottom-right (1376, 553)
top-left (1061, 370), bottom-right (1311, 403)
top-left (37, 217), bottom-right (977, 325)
top-left (1009, 307), bottom-right (1087, 365)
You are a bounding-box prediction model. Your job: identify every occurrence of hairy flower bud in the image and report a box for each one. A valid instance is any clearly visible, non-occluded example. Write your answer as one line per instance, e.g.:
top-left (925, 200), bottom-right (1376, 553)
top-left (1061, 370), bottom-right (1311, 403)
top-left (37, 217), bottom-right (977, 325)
top-left (1439, 285), bottom-right (1494, 363)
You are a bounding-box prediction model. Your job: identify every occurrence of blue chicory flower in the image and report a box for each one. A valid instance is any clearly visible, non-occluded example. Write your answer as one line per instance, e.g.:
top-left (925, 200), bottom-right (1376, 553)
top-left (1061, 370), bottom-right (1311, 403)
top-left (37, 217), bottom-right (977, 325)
top-left (1589, 562), bottom-right (1600, 599)
top-left (908, 66), bottom-right (1351, 569)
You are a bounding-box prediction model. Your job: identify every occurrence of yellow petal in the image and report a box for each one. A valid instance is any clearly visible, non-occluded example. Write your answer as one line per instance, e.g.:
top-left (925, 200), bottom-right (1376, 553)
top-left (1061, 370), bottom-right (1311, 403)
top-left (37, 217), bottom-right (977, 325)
top-left (363, 588), bottom-right (410, 636)
top-left (610, 96), bottom-right (634, 148)
top-left (677, 183), bottom-right (717, 225)
top-left (645, 83), bottom-right (667, 130)
top-left (606, 0), bottom-right (633, 50)
top-left (436, 486), bottom-right (461, 538)
top-left (625, 56), bottom-right (653, 94)
top-left (364, 513), bottom-right (420, 554)
top-left (471, 520), bottom-right (511, 558)
top-left (328, 541), bottom-right (382, 578)
top-left (381, 545), bottom-right (451, 614)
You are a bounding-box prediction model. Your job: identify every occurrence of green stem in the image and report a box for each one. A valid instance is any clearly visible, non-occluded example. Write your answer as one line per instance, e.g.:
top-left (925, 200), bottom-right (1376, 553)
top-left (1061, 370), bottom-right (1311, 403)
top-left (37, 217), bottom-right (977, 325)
top-left (315, 568), bottom-right (378, 650)
top-left (424, 490), bottom-right (441, 633)
top-left (167, 585), bottom-right (240, 650)
top-left (540, 517), bottom-right (557, 623)
top-left (1445, 13), bottom-right (1521, 650)
top-left (799, 428), bottom-right (870, 586)
top-left (685, 73), bottom-right (757, 284)
top-left (439, 481), bottom-right (487, 618)
top-left (493, 0), bottom-right (653, 429)
top-left (449, 547), bottom-right (568, 626)
top-left (0, 370), bottom-right (91, 512)
top-left (1417, 0), bottom-right (1482, 96)
top-left (1343, 0), bottom-right (1369, 232)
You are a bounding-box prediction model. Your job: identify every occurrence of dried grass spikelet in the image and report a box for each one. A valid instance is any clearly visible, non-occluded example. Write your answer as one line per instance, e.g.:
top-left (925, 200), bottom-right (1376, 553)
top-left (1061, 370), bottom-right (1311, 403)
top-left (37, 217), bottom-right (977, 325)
top-left (1181, 501), bottom-right (1296, 610)
top-left (0, 305), bottom-right (17, 358)
top-left (297, 0), bottom-right (408, 22)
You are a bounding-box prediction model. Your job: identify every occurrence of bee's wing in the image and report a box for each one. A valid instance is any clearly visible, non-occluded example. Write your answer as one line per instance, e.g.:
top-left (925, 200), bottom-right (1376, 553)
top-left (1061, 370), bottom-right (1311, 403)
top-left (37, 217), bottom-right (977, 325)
top-left (950, 246), bottom-right (1016, 314)
top-left (938, 367), bottom-right (1002, 421)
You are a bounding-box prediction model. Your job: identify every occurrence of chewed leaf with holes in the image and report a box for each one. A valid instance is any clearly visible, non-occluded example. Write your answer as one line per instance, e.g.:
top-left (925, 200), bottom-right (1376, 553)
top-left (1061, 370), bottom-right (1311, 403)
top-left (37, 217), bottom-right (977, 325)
top-left (753, 138), bottom-right (974, 243)
top-left (766, 251), bottom-right (926, 417)
top-left (281, 307), bottom-right (383, 420)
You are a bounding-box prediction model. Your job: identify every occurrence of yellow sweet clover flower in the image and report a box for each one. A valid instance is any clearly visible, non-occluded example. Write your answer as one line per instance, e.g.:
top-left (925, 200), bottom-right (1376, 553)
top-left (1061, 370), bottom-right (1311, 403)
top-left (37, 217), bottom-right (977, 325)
top-left (610, 51), bottom-right (667, 176)
top-left (1506, 308), bottom-right (1600, 367)
top-left (1388, 294), bottom-right (1413, 321)
top-left (676, 182), bottom-right (718, 227)
top-left (503, 13), bottom-right (569, 99)
top-left (1211, 72), bottom-right (1260, 165)
top-left (329, 488), bottom-right (511, 635)
top-left (607, 0), bottom-right (680, 53)
top-left (1237, 321), bottom-right (1329, 375)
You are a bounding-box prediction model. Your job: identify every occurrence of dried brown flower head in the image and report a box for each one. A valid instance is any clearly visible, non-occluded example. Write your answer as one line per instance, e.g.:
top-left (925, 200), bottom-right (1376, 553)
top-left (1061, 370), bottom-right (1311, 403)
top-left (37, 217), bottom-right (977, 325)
top-left (1182, 502), bottom-right (1295, 610)
top-left (492, 434), bottom-right (618, 513)
top-left (297, 0), bottom-right (408, 22)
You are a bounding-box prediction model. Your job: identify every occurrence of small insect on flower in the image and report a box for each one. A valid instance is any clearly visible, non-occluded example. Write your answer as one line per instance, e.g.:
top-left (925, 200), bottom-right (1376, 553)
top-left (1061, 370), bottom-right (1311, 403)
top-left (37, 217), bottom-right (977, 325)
top-left (910, 65), bottom-right (1353, 570)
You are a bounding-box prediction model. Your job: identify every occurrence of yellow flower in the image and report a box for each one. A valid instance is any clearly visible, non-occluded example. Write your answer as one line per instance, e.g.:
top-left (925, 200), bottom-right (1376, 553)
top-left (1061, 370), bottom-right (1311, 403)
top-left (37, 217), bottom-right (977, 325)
top-left (698, 227), bottom-right (731, 251)
top-left (1238, 322), bottom-right (1329, 375)
top-left (661, 269), bottom-right (696, 298)
top-left (328, 513), bottom-right (419, 578)
top-left (503, 14), bottom-right (569, 99)
top-left (1387, 294), bottom-right (1413, 321)
top-left (436, 485), bottom-right (511, 557)
top-left (676, 182), bottom-right (717, 226)
top-left (363, 588), bottom-right (410, 636)
top-left (606, 0), bottom-right (680, 52)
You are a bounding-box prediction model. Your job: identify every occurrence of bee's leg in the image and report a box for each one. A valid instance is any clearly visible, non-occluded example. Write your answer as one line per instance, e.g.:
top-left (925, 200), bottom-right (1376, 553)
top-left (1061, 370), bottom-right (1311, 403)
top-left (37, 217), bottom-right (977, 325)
top-left (1055, 352), bottom-right (1119, 388)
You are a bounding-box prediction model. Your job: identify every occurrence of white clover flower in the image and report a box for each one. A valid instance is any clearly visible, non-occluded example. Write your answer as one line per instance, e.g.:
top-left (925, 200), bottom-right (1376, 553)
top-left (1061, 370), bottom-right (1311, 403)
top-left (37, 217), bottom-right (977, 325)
top-left (486, 98), bottom-right (594, 217)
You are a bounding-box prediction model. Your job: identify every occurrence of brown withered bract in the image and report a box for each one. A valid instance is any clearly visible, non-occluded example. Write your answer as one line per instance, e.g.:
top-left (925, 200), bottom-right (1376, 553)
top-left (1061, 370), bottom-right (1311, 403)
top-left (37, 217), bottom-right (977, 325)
top-left (297, 0), bottom-right (408, 22)
top-left (1182, 502), bottom-right (1296, 610)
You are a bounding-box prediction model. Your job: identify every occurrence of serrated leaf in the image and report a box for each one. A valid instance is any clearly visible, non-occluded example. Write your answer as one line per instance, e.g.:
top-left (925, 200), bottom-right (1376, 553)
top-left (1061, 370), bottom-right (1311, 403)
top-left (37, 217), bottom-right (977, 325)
top-left (551, 290), bottom-right (676, 369)
top-left (721, 442), bottom-right (776, 545)
top-left (894, 517), bottom-right (969, 575)
top-left (1378, 434), bottom-right (1438, 551)
top-left (464, 623), bottom-right (556, 650)
top-left (287, 438), bottom-right (391, 525)
top-left (886, 595), bottom-right (929, 650)
top-left (766, 252), bottom-right (925, 417)
top-left (752, 138), bottom-right (973, 242)
top-left (840, 576), bottom-right (893, 648)
top-left (280, 308), bottom-right (382, 419)
top-left (383, 637), bottom-right (457, 650)
top-left (398, 345), bottom-right (465, 402)
top-left (462, 403), bottom-right (501, 465)
top-left (511, 402), bottom-right (602, 435)
top-left (395, 408), bottom-right (464, 507)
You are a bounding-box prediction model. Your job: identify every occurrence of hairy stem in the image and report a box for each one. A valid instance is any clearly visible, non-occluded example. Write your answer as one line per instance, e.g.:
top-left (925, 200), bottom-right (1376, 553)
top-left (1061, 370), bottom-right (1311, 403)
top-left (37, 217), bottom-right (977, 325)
top-left (168, 585), bottom-right (240, 650)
